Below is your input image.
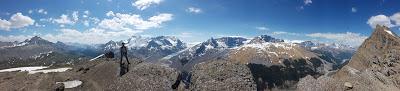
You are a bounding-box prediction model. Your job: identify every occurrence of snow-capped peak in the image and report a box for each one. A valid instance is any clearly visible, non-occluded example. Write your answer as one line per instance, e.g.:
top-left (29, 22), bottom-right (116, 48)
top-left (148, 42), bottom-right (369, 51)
top-left (102, 35), bottom-right (187, 51)
top-left (126, 35), bottom-right (150, 48)
top-left (146, 36), bottom-right (186, 50)
top-left (384, 28), bottom-right (394, 36)
top-left (248, 35), bottom-right (284, 44)
top-left (7, 36), bottom-right (54, 47)
top-left (298, 41), bottom-right (355, 51)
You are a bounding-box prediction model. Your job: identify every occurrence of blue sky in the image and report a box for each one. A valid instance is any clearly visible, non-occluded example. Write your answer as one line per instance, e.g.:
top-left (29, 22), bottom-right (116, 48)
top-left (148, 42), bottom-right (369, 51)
top-left (0, 0), bottom-right (400, 46)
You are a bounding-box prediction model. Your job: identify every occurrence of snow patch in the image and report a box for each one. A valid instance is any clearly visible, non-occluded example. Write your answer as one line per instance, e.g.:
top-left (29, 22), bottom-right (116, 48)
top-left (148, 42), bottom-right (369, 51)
top-left (0, 66), bottom-right (47, 72)
top-left (28, 67), bottom-right (72, 74)
top-left (56, 80), bottom-right (82, 88)
top-left (0, 66), bottom-right (71, 74)
top-left (89, 54), bottom-right (104, 61)
top-left (346, 66), bottom-right (360, 75)
top-left (205, 44), bottom-right (214, 50)
top-left (384, 29), bottom-right (394, 36)
top-left (161, 47), bottom-right (190, 60)
top-left (32, 51), bottom-right (53, 59)
top-left (238, 42), bottom-right (295, 51)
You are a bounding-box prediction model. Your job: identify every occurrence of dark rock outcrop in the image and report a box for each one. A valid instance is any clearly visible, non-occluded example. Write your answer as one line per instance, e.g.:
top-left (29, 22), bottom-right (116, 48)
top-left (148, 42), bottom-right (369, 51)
top-left (108, 63), bottom-right (179, 90)
top-left (190, 60), bottom-right (256, 91)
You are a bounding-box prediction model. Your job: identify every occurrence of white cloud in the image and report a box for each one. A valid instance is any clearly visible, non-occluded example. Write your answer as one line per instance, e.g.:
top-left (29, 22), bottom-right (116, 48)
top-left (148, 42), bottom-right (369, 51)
top-left (42, 28), bottom-right (142, 44)
top-left (272, 31), bottom-right (288, 35)
top-left (186, 7), bottom-right (202, 14)
top-left (106, 11), bottom-right (115, 17)
top-left (72, 11), bottom-right (79, 21)
top-left (255, 27), bottom-right (269, 31)
top-left (52, 14), bottom-right (76, 25)
top-left (83, 10), bottom-right (90, 18)
top-left (132, 0), bottom-right (163, 10)
top-left (175, 32), bottom-right (194, 38)
top-left (304, 0), bottom-right (312, 5)
top-left (37, 9), bottom-right (48, 15)
top-left (28, 9), bottom-right (47, 15)
top-left (271, 31), bottom-right (299, 36)
top-left (83, 20), bottom-right (90, 26)
top-left (98, 13), bottom-right (173, 31)
top-left (390, 12), bottom-right (400, 26)
top-left (306, 32), bottom-right (368, 46)
top-left (34, 23), bottom-right (45, 27)
top-left (84, 11), bottom-right (89, 15)
top-left (0, 35), bottom-right (32, 42)
top-left (28, 10), bottom-right (33, 14)
top-left (367, 14), bottom-right (393, 28)
top-left (0, 19), bottom-right (12, 30)
top-left (0, 13), bottom-right (35, 31)
top-left (299, 0), bottom-right (312, 10)
top-left (351, 7), bottom-right (357, 13)
top-left (52, 11), bottom-right (80, 26)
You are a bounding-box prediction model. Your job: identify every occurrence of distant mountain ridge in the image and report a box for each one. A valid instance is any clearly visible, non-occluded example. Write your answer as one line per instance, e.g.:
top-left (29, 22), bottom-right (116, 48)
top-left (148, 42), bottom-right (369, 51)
top-left (0, 34), bottom-right (355, 71)
top-left (0, 36), bottom-right (89, 69)
top-left (100, 35), bottom-right (187, 61)
top-left (298, 41), bottom-right (356, 69)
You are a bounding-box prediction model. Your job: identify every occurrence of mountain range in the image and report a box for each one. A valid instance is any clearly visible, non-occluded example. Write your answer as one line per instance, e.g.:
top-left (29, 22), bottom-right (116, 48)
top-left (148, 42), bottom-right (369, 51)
top-left (0, 32), bottom-right (358, 90)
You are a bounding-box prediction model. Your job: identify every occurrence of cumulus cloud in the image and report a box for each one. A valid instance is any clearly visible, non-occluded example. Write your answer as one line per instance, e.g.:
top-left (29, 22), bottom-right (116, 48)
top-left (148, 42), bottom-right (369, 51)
top-left (367, 15), bottom-right (393, 28)
top-left (106, 11), bottom-right (115, 17)
top-left (1, 11), bottom-right (173, 44)
top-left (52, 14), bottom-right (76, 25)
top-left (351, 7), bottom-right (357, 13)
top-left (186, 7), bottom-right (202, 14)
top-left (299, 0), bottom-right (312, 10)
top-left (83, 10), bottom-right (90, 18)
top-left (0, 35), bottom-right (33, 42)
top-left (390, 13), bottom-right (400, 26)
top-left (37, 9), bottom-right (48, 15)
top-left (28, 9), bottom-right (47, 15)
top-left (272, 31), bottom-right (299, 36)
top-left (132, 0), bottom-right (163, 10)
top-left (72, 11), bottom-right (79, 21)
top-left (42, 28), bottom-right (142, 44)
top-left (255, 27), bottom-right (269, 31)
top-left (98, 13), bottom-right (173, 31)
top-left (51, 11), bottom-right (80, 27)
top-left (0, 13), bottom-right (35, 31)
top-left (28, 10), bottom-right (33, 14)
top-left (304, 0), bottom-right (312, 5)
top-left (306, 32), bottom-right (368, 46)
top-left (38, 12), bottom-right (174, 44)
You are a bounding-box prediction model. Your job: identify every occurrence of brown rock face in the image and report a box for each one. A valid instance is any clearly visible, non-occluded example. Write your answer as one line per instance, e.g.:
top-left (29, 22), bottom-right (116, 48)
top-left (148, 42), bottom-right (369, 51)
top-left (190, 60), bottom-right (257, 91)
top-left (297, 25), bottom-right (400, 91)
top-left (334, 25), bottom-right (400, 90)
top-left (345, 25), bottom-right (400, 71)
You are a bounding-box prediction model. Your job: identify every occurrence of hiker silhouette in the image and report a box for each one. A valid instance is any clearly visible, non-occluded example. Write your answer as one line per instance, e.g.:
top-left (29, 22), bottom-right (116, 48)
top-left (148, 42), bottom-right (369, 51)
top-left (119, 42), bottom-right (130, 76)
top-left (120, 42), bottom-right (131, 65)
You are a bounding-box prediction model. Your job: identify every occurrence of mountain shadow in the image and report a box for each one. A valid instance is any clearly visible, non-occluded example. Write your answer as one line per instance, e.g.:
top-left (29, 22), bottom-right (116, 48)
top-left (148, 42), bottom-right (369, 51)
top-left (247, 58), bottom-right (323, 90)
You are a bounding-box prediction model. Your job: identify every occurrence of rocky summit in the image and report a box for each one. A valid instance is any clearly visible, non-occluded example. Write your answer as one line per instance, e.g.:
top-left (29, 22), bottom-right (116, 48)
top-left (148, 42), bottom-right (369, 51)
top-left (297, 25), bottom-right (400, 91)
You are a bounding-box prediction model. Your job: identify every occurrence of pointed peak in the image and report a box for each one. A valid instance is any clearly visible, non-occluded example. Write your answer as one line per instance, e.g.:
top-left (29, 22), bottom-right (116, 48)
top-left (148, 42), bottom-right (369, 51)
top-left (375, 24), bottom-right (389, 30)
top-left (249, 35), bottom-right (284, 44)
top-left (372, 25), bottom-right (397, 37)
top-left (30, 36), bottom-right (43, 40)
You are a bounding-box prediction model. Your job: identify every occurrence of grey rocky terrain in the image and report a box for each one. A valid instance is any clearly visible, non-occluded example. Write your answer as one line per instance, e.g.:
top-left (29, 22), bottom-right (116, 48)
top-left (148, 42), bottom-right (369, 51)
top-left (297, 25), bottom-right (400, 91)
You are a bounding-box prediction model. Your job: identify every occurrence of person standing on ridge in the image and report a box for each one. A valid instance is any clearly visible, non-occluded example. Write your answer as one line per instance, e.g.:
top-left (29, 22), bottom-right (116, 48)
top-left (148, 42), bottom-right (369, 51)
top-left (120, 42), bottom-right (131, 65)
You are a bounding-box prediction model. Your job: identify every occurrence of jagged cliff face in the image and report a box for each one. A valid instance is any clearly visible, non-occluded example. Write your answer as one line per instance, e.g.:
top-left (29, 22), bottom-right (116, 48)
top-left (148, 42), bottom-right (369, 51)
top-left (346, 25), bottom-right (400, 71)
top-left (332, 25), bottom-right (400, 90)
top-left (297, 25), bottom-right (400, 91)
